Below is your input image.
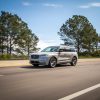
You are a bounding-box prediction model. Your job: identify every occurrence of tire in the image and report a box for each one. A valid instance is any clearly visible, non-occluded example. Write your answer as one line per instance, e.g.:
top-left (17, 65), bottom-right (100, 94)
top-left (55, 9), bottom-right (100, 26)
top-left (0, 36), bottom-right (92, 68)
top-left (70, 57), bottom-right (77, 66)
top-left (49, 57), bottom-right (57, 68)
top-left (33, 64), bottom-right (39, 67)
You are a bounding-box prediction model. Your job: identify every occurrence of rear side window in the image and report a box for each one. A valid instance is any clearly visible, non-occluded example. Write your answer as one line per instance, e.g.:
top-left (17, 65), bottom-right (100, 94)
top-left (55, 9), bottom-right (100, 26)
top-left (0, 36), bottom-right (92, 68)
top-left (70, 48), bottom-right (76, 52)
top-left (59, 48), bottom-right (76, 52)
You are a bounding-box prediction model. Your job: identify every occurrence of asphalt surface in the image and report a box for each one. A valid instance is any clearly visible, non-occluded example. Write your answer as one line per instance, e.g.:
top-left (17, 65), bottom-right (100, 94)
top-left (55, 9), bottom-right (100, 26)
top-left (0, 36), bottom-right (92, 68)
top-left (0, 59), bottom-right (100, 100)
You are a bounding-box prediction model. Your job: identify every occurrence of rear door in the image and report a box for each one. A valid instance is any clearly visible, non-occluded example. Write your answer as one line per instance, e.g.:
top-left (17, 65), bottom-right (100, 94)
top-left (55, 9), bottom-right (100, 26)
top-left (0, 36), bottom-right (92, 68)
top-left (58, 48), bottom-right (72, 63)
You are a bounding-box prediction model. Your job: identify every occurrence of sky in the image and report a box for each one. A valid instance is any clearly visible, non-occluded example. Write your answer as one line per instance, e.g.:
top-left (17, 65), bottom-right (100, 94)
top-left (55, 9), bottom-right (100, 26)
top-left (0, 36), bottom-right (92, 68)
top-left (0, 0), bottom-right (100, 49)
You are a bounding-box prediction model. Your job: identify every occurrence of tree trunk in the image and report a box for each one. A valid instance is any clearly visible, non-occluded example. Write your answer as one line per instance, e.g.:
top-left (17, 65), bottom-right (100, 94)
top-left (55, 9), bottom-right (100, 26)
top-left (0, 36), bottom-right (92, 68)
top-left (88, 42), bottom-right (91, 54)
top-left (9, 37), bottom-right (12, 55)
top-left (27, 44), bottom-right (30, 56)
top-left (1, 44), bottom-right (4, 55)
top-left (1, 36), bottom-right (4, 55)
top-left (7, 35), bottom-right (9, 54)
top-left (95, 43), bottom-right (98, 51)
top-left (77, 39), bottom-right (80, 54)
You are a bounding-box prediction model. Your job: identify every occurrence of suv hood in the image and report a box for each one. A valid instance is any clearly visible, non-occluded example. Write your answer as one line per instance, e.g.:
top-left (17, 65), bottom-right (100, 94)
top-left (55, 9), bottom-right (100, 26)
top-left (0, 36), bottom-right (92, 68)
top-left (30, 52), bottom-right (58, 56)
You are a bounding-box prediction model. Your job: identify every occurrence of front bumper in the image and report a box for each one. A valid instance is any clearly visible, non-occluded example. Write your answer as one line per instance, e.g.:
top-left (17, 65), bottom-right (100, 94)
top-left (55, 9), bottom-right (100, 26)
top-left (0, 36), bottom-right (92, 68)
top-left (29, 54), bottom-right (50, 65)
top-left (30, 60), bottom-right (47, 65)
top-left (29, 57), bottom-right (49, 65)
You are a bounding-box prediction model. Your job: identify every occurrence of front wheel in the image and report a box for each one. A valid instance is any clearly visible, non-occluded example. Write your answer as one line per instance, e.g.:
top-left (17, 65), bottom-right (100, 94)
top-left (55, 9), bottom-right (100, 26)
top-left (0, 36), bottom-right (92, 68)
top-left (70, 57), bottom-right (77, 66)
top-left (33, 64), bottom-right (39, 67)
top-left (49, 57), bottom-right (57, 68)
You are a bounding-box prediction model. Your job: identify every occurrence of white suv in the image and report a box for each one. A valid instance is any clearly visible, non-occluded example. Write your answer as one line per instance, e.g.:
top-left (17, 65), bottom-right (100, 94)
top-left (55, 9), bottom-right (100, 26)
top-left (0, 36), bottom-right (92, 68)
top-left (29, 45), bottom-right (78, 68)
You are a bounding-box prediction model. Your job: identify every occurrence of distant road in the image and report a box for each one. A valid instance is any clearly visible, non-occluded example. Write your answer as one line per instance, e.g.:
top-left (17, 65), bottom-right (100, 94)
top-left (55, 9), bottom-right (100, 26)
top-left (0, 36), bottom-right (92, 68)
top-left (0, 58), bottom-right (100, 100)
top-left (0, 60), bottom-right (31, 67)
top-left (0, 58), bottom-right (100, 67)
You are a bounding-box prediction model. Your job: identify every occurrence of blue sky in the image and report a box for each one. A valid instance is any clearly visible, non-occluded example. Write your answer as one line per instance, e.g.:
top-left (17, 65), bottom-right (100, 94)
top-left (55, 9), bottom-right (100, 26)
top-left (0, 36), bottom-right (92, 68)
top-left (0, 0), bottom-right (100, 49)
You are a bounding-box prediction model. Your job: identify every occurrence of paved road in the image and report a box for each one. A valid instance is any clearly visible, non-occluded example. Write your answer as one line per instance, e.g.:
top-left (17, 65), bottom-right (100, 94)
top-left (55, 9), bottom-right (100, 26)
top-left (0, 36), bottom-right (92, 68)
top-left (0, 59), bottom-right (100, 100)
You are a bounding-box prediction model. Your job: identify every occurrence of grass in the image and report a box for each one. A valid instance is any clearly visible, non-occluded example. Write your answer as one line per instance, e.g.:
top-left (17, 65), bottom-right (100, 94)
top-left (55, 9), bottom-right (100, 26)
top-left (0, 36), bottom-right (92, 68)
top-left (0, 54), bottom-right (28, 60)
top-left (79, 56), bottom-right (100, 59)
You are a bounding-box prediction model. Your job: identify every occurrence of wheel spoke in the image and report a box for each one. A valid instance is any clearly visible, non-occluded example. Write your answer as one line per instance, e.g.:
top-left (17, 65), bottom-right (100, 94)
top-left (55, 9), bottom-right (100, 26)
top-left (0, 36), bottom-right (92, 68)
top-left (50, 58), bottom-right (57, 68)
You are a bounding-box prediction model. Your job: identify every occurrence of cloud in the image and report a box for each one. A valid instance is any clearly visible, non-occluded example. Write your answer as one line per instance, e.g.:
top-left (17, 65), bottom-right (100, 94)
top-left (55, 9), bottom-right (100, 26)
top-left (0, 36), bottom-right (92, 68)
top-left (37, 40), bottom-right (62, 50)
top-left (79, 2), bottom-right (100, 9)
top-left (37, 40), bottom-right (49, 50)
top-left (43, 3), bottom-right (63, 8)
top-left (79, 5), bottom-right (90, 9)
top-left (22, 2), bottom-right (32, 6)
top-left (91, 2), bottom-right (100, 7)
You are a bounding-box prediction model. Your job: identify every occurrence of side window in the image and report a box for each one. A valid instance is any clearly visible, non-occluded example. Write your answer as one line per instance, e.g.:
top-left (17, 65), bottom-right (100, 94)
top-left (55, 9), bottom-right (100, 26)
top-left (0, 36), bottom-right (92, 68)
top-left (64, 49), bottom-right (71, 52)
top-left (59, 48), bottom-right (76, 52)
top-left (59, 49), bottom-right (65, 52)
top-left (59, 49), bottom-right (71, 52)
top-left (70, 48), bottom-right (75, 52)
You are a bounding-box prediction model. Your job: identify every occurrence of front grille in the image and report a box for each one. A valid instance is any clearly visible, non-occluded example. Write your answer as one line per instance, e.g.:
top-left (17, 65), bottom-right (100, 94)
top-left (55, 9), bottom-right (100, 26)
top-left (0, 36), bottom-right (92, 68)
top-left (31, 61), bottom-right (39, 64)
top-left (31, 55), bottom-right (39, 59)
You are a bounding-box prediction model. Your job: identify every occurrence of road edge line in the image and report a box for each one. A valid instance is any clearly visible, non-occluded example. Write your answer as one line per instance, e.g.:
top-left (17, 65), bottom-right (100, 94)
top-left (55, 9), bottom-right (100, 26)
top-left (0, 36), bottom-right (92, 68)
top-left (58, 83), bottom-right (100, 100)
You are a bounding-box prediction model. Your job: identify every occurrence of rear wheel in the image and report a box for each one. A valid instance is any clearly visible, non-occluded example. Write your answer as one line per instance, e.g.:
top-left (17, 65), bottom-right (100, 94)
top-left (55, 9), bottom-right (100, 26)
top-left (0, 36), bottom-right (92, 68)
top-left (70, 57), bottom-right (77, 66)
top-left (49, 57), bottom-right (57, 68)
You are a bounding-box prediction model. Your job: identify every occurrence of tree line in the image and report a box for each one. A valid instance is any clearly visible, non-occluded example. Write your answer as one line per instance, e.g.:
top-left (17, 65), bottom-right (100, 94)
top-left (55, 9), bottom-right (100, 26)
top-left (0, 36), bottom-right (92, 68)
top-left (0, 11), bottom-right (39, 58)
top-left (58, 15), bottom-right (100, 56)
top-left (0, 11), bottom-right (100, 59)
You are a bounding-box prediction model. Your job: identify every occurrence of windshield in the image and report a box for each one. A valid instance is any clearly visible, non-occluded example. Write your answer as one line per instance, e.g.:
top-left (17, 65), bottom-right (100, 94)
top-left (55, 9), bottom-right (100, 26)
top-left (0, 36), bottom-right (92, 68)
top-left (41, 46), bottom-right (59, 52)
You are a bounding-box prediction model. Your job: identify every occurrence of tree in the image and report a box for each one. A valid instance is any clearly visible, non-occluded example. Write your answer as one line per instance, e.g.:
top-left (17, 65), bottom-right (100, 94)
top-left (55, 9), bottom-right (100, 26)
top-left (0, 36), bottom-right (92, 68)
top-left (0, 11), bottom-right (21, 55)
top-left (16, 28), bottom-right (39, 56)
top-left (98, 35), bottom-right (100, 42)
top-left (58, 15), bottom-right (98, 54)
top-left (0, 11), bottom-right (39, 56)
top-left (0, 13), bottom-right (7, 55)
top-left (81, 24), bottom-right (98, 53)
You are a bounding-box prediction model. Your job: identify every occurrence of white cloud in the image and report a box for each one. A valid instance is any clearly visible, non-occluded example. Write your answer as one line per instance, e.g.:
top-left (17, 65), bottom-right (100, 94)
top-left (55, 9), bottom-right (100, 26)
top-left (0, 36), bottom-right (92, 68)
top-left (98, 43), bottom-right (100, 47)
top-left (43, 3), bottom-right (63, 8)
top-left (79, 2), bottom-right (100, 9)
top-left (79, 5), bottom-right (90, 9)
top-left (37, 40), bottom-right (62, 50)
top-left (91, 2), bottom-right (100, 7)
top-left (22, 2), bottom-right (32, 6)
top-left (37, 40), bottom-right (49, 50)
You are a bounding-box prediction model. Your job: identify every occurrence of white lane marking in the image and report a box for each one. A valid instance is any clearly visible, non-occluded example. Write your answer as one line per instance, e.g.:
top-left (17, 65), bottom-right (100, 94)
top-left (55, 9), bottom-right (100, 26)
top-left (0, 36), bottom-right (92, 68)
top-left (58, 83), bottom-right (100, 100)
